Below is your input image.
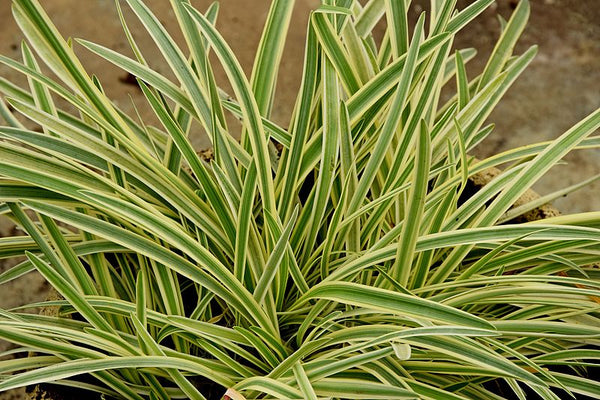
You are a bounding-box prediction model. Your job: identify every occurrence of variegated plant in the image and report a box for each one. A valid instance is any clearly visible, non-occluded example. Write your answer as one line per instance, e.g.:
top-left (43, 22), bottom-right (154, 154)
top-left (0, 0), bottom-right (599, 399)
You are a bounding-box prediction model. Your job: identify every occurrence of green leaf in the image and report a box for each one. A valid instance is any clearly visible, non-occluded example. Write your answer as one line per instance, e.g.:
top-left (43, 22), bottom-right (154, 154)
top-left (25, 252), bottom-right (113, 333)
top-left (249, 0), bottom-right (295, 117)
top-left (292, 362), bottom-right (318, 400)
top-left (253, 208), bottom-right (298, 304)
top-left (477, 0), bottom-right (530, 90)
top-left (384, 0), bottom-right (408, 58)
top-left (0, 356), bottom-right (234, 392)
top-left (480, 108), bottom-right (600, 226)
top-left (184, 4), bottom-right (278, 226)
top-left (391, 120), bottom-right (431, 286)
top-left (300, 282), bottom-right (495, 329)
top-left (22, 198), bottom-right (275, 335)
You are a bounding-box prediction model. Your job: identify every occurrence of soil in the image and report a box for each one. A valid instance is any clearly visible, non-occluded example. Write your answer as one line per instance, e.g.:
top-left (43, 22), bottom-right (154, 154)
top-left (0, 0), bottom-right (599, 399)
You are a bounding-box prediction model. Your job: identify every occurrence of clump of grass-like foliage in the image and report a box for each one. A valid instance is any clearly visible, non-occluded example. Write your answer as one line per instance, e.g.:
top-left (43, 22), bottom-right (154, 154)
top-left (1, 0), bottom-right (599, 399)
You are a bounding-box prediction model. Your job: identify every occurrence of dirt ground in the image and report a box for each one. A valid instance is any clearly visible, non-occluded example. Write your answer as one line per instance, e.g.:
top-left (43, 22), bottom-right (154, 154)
top-left (0, 0), bottom-right (599, 399)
